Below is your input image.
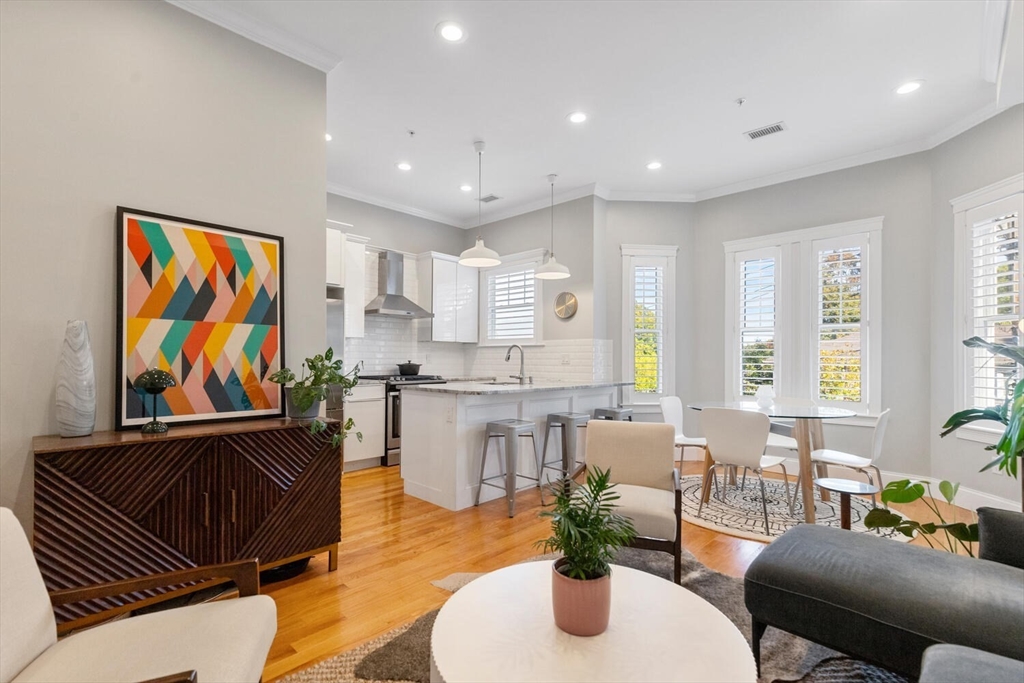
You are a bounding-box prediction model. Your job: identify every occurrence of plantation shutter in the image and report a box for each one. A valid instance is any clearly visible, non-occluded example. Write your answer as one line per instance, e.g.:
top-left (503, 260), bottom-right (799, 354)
top-left (737, 250), bottom-right (778, 396)
top-left (966, 195), bottom-right (1022, 408)
top-left (485, 264), bottom-right (537, 342)
top-left (814, 235), bottom-right (867, 406)
top-left (632, 263), bottom-right (665, 394)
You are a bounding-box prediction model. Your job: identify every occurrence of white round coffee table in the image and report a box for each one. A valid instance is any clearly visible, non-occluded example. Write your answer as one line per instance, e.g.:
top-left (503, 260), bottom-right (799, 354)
top-left (430, 561), bottom-right (756, 682)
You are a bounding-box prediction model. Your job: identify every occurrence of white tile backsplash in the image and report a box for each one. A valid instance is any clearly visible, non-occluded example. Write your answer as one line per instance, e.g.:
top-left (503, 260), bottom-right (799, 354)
top-left (343, 250), bottom-right (613, 381)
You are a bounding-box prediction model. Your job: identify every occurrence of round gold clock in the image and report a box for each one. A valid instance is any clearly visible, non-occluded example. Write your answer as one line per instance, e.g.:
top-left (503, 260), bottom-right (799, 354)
top-left (554, 292), bottom-right (578, 319)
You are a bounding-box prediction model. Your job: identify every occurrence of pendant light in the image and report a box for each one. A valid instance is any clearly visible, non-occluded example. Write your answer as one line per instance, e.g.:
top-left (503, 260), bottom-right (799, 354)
top-left (535, 174), bottom-right (571, 280)
top-left (459, 140), bottom-right (502, 268)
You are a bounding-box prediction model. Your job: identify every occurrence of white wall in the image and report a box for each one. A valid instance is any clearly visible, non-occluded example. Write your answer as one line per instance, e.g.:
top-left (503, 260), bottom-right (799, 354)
top-left (327, 193), bottom-right (465, 256)
top-left (928, 105), bottom-right (1024, 502)
top-left (0, 0), bottom-right (327, 527)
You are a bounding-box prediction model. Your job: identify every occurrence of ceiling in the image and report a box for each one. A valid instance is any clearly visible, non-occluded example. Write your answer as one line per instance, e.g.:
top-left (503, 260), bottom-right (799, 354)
top-left (171, 0), bottom-right (1022, 228)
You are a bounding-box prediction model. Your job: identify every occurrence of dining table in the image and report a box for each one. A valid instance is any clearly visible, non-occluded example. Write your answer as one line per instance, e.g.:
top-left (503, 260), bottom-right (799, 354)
top-left (687, 401), bottom-right (858, 524)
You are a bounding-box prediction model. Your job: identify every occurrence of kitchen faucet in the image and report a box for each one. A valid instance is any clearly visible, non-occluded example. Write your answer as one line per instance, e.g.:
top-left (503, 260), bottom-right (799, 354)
top-left (505, 344), bottom-right (525, 385)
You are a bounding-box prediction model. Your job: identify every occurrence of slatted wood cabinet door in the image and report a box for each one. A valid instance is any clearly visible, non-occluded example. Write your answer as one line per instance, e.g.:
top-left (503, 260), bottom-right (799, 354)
top-left (33, 419), bottom-right (342, 626)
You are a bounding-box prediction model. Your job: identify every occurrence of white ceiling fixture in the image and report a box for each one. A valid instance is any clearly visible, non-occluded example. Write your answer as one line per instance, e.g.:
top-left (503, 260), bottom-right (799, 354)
top-left (535, 174), bottom-right (571, 280)
top-left (895, 80), bottom-right (925, 95)
top-left (325, 133), bottom-right (333, 141)
top-left (646, 161), bottom-right (662, 170)
top-left (567, 111), bottom-right (588, 124)
top-left (459, 140), bottom-right (502, 268)
top-left (396, 162), bottom-right (412, 171)
top-left (435, 21), bottom-right (466, 43)
top-left (460, 184), bottom-right (472, 192)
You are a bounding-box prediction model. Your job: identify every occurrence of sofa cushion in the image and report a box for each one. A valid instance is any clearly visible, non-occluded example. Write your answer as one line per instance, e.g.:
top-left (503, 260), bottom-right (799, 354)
top-left (919, 644), bottom-right (1024, 683)
top-left (12, 595), bottom-right (276, 683)
top-left (0, 508), bottom-right (57, 683)
top-left (977, 507), bottom-right (1024, 570)
top-left (613, 483), bottom-right (677, 542)
top-left (744, 524), bottom-right (1024, 678)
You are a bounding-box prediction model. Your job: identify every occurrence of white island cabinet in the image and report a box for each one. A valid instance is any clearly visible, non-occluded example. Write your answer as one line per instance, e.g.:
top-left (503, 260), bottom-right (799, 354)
top-left (400, 381), bottom-right (629, 511)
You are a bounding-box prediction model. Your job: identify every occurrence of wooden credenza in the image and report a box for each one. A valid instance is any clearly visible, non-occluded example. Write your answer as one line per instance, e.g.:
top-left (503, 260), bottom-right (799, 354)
top-left (33, 418), bottom-right (341, 625)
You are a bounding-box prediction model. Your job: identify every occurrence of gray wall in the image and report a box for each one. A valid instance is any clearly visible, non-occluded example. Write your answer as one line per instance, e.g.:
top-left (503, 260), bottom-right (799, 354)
top-left (466, 197), bottom-right (598, 341)
top-left (0, 0), bottom-right (327, 527)
top-left (928, 105), bottom-right (1024, 502)
top-left (693, 153), bottom-right (935, 476)
top-left (327, 193), bottom-right (465, 255)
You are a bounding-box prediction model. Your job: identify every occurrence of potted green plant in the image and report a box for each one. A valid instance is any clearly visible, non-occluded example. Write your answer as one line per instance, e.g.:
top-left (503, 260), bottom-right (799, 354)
top-left (940, 337), bottom-right (1024, 510)
top-left (864, 479), bottom-right (978, 554)
top-left (269, 348), bottom-right (360, 447)
top-left (536, 467), bottom-right (636, 636)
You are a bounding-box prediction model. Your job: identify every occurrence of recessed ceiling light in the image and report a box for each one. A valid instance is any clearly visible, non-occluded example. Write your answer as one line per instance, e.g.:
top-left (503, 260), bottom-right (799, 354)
top-left (435, 21), bottom-right (465, 43)
top-left (396, 162), bottom-right (412, 171)
top-left (324, 133), bottom-right (332, 142)
top-left (460, 184), bottom-right (472, 192)
top-left (646, 161), bottom-right (662, 170)
top-left (567, 112), bottom-right (587, 124)
top-left (895, 80), bottom-right (924, 95)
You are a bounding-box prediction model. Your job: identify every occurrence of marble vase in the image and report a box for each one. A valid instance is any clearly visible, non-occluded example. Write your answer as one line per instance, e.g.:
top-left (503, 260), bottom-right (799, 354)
top-left (55, 320), bottom-right (96, 437)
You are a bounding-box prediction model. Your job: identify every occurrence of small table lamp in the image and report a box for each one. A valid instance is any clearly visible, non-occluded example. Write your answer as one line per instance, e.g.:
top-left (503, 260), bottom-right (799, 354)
top-left (134, 368), bottom-right (177, 434)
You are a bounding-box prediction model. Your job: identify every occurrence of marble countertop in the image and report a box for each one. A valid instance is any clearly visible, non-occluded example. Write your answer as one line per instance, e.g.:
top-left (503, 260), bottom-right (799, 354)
top-left (403, 380), bottom-right (630, 395)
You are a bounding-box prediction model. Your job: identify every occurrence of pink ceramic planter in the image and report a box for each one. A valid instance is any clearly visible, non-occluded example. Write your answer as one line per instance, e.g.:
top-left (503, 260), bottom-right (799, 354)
top-left (551, 558), bottom-right (611, 636)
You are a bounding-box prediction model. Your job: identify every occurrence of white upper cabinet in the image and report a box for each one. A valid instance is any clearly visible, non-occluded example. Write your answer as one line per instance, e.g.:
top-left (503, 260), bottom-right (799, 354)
top-left (326, 227), bottom-right (344, 286)
top-left (325, 226), bottom-right (368, 338)
top-left (417, 252), bottom-right (479, 343)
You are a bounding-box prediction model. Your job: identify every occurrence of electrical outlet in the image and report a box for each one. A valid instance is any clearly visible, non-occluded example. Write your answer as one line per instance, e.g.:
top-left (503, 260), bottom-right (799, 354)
top-left (445, 406), bottom-right (455, 423)
top-left (561, 354), bottom-right (571, 366)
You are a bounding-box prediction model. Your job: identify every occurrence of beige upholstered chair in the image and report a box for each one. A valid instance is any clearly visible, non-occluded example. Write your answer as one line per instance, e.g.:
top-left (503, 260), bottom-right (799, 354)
top-left (585, 420), bottom-right (682, 583)
top-left (0, 508), bottom-right (276, 683)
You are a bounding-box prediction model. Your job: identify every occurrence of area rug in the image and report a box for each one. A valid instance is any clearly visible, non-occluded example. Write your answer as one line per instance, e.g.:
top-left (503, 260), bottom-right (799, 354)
top-left (278, 547), bottom-right (907, 683)
top-left (677, 474), bottom-right (907, 543)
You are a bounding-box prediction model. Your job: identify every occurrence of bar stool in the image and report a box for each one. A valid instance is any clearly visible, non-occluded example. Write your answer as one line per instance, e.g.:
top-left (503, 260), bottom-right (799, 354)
top-left (540, 412), bottom-right (590, 485)
top-left (593, 407), bottom-right (633, 421)
top-left (475, 419), bottom-right (541, 517)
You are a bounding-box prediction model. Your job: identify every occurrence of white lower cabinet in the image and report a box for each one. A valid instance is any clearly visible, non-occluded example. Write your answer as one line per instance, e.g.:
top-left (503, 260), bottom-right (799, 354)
top-left (343, 383), bottom-right (384, 470)
top-left (417, 252), bottom-right (478, 343)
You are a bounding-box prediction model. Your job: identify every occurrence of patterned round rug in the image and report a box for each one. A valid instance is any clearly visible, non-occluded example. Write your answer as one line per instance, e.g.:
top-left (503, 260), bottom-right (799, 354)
top-left (678, 474), bottom-right (908, 543)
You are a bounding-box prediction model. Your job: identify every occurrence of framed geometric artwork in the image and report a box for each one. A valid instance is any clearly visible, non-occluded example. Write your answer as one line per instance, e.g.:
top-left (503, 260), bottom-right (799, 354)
top-left (116, 207), bottom-right (285, 430)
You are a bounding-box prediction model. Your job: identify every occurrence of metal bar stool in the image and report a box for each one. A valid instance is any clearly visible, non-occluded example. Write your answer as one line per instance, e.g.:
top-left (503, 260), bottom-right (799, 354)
top-left (475, 419), bottom-right (542, 517)
top-left (540, 412), bottom-right (590, 486)
top-left (593, 407), bottom-right (633, 421)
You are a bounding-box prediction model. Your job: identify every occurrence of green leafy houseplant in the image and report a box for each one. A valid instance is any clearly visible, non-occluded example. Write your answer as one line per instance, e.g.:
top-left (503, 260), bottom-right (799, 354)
top-left (269, 348), bottom-right (361, 448)
top-left (536, 467), bottom-right (637, 580)
top-left (864, 479), bottom-right (978, 555)
top-left (940, 336), bottom-right (1024, 507)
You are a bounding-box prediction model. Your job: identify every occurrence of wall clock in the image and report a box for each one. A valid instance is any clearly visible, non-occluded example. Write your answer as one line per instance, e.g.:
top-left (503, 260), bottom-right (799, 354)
top-left (554, 292), bottom-right (578, 320)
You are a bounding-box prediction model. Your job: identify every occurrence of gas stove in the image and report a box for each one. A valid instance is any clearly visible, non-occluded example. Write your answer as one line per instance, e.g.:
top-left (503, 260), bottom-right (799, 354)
top-left (359, 373), bottom-right (446, 386)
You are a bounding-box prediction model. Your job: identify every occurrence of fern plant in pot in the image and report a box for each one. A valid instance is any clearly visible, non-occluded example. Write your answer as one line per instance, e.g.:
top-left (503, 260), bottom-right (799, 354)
top-left (536, 467), bottom-right (636, 636)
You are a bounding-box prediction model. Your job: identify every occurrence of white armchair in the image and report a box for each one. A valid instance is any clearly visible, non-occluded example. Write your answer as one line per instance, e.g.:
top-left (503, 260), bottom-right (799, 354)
top-left (0, 507), bottom-right (276, 683)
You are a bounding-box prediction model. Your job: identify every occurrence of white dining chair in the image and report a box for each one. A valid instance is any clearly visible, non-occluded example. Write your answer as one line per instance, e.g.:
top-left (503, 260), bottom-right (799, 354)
top-left (797, 408), bottom-right (891, 506)
top-left (763, 397), bottom-right (816, 453)
top-left (699, 407), bottom-right (794, 535)
top-left (659, 396), bottom-right (707, 462)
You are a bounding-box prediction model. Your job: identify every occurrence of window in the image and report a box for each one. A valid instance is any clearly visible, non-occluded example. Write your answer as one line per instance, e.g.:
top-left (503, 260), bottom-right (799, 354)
top-left (480, 250), bottom-right (544, 345)
top-left (724, 218), bottom-right (882, 415)
top-left (953, 175), bottom-right (1023, 441)
top-left (621, 245), bottom-right (678, 406)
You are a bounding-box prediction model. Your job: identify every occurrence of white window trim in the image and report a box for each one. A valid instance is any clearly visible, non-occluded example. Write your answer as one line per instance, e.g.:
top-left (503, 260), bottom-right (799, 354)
top-left (951, 173), bottom-right (1024, 445)
top-left (621, 244), bottom-right (678, 407)
top-left (477, 248), bottom-right (545, 347)
top-left (728, 246), bottom-right (784, 399)
top-left (724, 217), bottom-right (883, 419)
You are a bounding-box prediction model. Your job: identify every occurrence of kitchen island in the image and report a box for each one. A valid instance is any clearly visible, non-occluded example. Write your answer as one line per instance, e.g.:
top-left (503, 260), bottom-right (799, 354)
top-left (400, 381), bottom-right (630, 511)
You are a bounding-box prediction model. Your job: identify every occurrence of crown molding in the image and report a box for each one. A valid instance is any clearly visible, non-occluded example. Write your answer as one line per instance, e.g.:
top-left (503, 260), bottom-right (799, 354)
top-left (605, 190), bottom-right (696, 202)
top-left (981, 0), bottom-right (1012, 83)
top-left (166, 0), bottom-right (343, 73)
top-left (326, 182), bottom-right (461, 227)
top-left (471, 183), bottom-right (605, 229)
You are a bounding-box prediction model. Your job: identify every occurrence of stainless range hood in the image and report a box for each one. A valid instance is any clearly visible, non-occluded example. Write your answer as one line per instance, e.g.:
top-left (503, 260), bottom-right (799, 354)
top-left (364, 250), bottom-right (433, 319)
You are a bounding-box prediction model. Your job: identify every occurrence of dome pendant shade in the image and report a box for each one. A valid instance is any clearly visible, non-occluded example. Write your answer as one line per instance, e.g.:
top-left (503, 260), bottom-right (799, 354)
top-left (535, 254), bottom-right (571, 279)
top-left (459, 237), bottom-right (502, 267)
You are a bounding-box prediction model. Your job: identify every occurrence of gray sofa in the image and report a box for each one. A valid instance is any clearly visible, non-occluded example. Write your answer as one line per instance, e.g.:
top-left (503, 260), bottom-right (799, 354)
top-left (744, 507), bottom-right (1024, 679)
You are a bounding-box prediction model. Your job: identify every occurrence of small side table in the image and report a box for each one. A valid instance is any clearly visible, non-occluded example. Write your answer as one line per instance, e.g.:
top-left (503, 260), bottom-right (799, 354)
top-left (814, 477), bottom-right (879, 530)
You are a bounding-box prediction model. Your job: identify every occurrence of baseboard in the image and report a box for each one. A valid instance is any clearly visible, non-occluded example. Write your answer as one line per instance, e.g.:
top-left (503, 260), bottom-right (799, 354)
top-left (774, 457), bottom-right (1020, 512)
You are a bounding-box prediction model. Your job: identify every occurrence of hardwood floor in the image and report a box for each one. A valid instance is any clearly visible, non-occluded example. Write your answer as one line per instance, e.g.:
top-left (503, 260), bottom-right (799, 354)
top-left (262, 461), bottom-right (972, 681)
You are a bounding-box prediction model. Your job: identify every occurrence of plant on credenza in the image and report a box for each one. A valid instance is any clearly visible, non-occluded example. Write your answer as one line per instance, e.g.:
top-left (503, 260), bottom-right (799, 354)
top-left (536, 467), bottom-right (636, 636)
top-left (269, 347), bottom-right (361, 448)
top-left (940, 337), bottom-right (1024, 510)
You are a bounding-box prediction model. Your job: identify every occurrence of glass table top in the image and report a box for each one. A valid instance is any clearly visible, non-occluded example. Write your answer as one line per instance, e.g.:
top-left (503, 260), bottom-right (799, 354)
top-left (686, 401), bottom-right (858, 420)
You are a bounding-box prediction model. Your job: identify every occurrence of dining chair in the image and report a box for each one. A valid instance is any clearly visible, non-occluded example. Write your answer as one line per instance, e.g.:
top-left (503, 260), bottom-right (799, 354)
top-left (796, 409), bottom-right (891, 506)
top-left (763, 397), bottom-right (816, 453)
top-left (659, 396), bottom-right (708, 462)
top-left (699, 407), bottom-right (793, 535)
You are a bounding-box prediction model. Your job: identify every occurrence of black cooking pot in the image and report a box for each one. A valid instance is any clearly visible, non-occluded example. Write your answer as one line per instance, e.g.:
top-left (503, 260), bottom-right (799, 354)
top-left (398, 360), bottom-right (421, 376)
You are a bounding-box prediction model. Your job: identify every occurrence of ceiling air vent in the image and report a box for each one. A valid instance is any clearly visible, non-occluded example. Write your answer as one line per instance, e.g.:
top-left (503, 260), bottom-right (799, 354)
top-left (479, 194), bottom-right (502, 203)
top-left (744, 121), bottom-right (787, 140)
